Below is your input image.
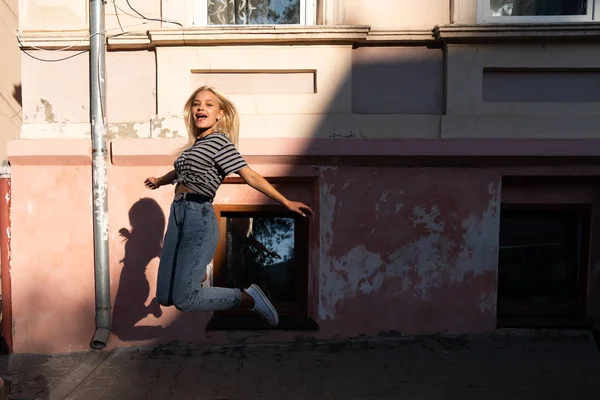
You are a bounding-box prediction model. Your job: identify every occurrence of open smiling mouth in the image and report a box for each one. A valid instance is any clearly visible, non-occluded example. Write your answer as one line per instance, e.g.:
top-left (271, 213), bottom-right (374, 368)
top-left (195, 113), bottom-right (207, 123)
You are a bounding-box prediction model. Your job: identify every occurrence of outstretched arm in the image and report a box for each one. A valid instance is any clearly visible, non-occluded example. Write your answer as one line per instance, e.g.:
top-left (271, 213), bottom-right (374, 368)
top-left (145, 169), bottom-right (177, 190)
top-left (237, 166), bottom-right (314, 218)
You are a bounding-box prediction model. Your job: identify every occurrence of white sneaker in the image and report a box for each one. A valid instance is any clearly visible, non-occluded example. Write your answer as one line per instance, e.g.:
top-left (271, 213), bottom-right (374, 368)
top-left (245, 284), bottom-right (279, 326)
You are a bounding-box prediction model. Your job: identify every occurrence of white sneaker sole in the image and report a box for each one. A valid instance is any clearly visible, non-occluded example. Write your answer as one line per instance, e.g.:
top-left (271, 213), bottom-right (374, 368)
top-left (249, 284), bottom-right (279, 326)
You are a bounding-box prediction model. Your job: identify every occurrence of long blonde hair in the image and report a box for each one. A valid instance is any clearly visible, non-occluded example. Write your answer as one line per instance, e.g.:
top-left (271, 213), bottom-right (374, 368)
top-left (181, 86), bottom-right (240, 152)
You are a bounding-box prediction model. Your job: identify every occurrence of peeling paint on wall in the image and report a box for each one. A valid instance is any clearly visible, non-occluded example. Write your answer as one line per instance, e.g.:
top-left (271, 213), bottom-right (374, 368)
top-left (28, 99), bottom-right (58, 123)
top-left (39, 99), bottom-right (56, 123)
top-left (107, 122), bottom-right (151, 139)
top-left (92, 155), bottom-right (109, 242)
top-left (318, 166), bottom-right (501, 335)
top-left (151, 116), bottom-right (186, 139)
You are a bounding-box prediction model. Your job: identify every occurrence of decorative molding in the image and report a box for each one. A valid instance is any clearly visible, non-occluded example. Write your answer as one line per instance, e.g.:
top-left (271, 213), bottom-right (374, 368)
top-left (7, 139), bottom-right (91, 165)
top-left (106, 32), bottom-right (152, 50)
top-left (441, 116), bottom-right (600, 139)
top-left (435, 23), bottom-right (600, 42)
top-left (148, 25), bottom-right (370, 46)
top-left (110, 138), bottom-right (185, 165)
top-left (10, 137), bottom-right (600, 166)
top-left (19, 122), bottom-right (155, 140)
top-left (17, 30), bottom-right (90, 50)
top-left (110, 137), bottom-right (600, 158)
top-left (20, 123), bottom-right (90, 139)
top-left (363, 29), bottom-right (435, 44)
top-left (18, 26), bottom-right (439, 50)
top-left (19, 23), bottom-right (600, 50)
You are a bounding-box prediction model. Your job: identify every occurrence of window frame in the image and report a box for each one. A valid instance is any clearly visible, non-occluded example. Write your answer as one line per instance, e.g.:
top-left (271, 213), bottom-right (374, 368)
top-left (478, 0), bottom-right (597, 23)
top-left (194, 0), bottom-right (317, 26)
top-left (211, 204), bottom-right (310, 319)
top-left (497, 203), bottom-right (591, 319)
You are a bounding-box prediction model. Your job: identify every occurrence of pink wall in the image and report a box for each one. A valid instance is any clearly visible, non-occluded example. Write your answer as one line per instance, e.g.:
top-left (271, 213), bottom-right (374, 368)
top-left (10, 164), bottom-right (96, 353)
top-left (317, 167), bottom-right (500, 336)
top-left (7, 140), bottom-right (502, 353)
top-left (7, 138), bottom-right (600, 353)
top-left (0, 0), bottom-right (21, 160)
top-left (105, 164), bottom-right (501, 351)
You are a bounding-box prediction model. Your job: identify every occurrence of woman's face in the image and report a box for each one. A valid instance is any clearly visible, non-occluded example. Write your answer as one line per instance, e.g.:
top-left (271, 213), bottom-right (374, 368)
top-left (192, 90), bottom-right (224, 132)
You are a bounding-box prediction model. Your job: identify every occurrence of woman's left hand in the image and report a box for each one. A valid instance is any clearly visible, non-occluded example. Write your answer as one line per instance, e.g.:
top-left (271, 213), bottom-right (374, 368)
top-left (285, 200), bottom-right (314, 218)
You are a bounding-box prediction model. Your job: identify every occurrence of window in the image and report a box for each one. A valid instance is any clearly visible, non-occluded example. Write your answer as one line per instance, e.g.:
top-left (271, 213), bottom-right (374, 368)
top-left (479, 0), bottom-right (596, 23)
top-left (497, 205), bottom-right (591, 326)
top-left (195, 0), bottom-right (316, 26)
top-left (206, 205), bottom-right (317, 330)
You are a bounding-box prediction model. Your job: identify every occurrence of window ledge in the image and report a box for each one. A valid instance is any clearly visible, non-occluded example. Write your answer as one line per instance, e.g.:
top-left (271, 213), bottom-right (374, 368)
top-left (148, 25), bottom-right (370, 46)
top-left (8, 139), bottom-right (91, 166)
top-left (105, 33), bottom-right (152, 50)
top-left (365, 28), bottom-right (435, 44)
top-left (20, 26), bottom-right (437, 50)
top-left (24, 24), bottom-right (600, 49)
top-left (435, 23), bottom-right (600, 42)
top-left (17, 30), bottom-right (90, 50)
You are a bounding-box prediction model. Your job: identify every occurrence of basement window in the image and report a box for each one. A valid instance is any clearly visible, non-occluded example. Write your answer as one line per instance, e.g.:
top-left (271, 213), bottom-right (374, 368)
top-left (206, 205), bottom-right (317, 330)
top-left (497, 205), bottom-right (591, 327)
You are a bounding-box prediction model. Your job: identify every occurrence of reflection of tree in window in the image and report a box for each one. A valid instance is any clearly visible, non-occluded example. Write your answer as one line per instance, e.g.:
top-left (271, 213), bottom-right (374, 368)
top-left (208, 0), bottom-right (300, 25)
top-left (225, 216), bottom-right (295, 303)
top-left (489, 0), bottom-right (587, 16)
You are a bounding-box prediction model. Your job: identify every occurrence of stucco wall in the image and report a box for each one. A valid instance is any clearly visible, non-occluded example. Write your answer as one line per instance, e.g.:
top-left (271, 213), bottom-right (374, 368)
top-left (0, 0), bottom-right (21, 161)
top-left (10, 0), bottom-right (600, 355)
top-left (22, 51), bottom-right (89, 126)
top-left (443, 43), bottom-right (600, 139)
top-left (8, 142), bottom-right (503, 352)
top-left (19, 45), bottom-right (444, 141)
top-left (343, 0), bottom-right (449, 28)
top-left (351, 47), bottom-right (444, 115)
top-left (10, 161), bottom-right (95, 353)
top-left (8, 135), bottom-right (600, 353)
top-left (21, 42), bottom-right (600, 142)
top-left (317, 167), bottom-right (500, 336)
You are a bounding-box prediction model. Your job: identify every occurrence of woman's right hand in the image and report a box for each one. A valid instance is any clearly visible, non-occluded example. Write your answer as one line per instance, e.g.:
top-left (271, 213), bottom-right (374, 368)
top-left (144, 177), bottom-right (160, 190)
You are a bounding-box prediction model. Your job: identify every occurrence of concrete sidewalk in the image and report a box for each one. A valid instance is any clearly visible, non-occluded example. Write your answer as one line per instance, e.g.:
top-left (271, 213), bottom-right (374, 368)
top-left (0, 333), bottom-right (599, 400)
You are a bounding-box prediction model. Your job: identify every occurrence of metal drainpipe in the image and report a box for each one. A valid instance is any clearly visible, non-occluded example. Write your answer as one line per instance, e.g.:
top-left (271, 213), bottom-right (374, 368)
top-left (0, 161), bottom-right (12, 353)
top-left (89, 0), bottom-right (111, 350)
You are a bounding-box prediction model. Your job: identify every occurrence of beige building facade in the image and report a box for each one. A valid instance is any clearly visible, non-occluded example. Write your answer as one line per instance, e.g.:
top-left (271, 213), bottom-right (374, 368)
top-left (5, 0), bottom-right (600, 353)
top-left (1, 0), bottom-right (21, 161)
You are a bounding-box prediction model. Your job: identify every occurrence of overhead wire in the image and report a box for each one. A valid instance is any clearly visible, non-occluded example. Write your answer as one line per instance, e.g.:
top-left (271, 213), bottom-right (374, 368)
top-left (16, 1), bottom-right (186, 125)
top-left (16, 1), bottom-right (184, 63)
top-left (120, 0), bottom-right (183, 27)
top-left (16, 22), bottom-right (151, 62)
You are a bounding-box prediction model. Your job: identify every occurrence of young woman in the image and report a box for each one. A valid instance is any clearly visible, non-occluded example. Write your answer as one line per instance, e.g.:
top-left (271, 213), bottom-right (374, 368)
top-left (144, 86), bottom-right (313, 326)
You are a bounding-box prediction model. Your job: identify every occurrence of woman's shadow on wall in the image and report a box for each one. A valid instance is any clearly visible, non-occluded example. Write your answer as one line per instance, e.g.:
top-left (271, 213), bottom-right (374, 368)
top-left (112, 197), bottom-right (211, 343)
top-left (112, 198), bottom-right (167, 341)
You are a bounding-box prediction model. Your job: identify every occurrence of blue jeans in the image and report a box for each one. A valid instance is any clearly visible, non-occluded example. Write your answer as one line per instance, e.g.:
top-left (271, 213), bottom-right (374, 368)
top-left (156, 193), bottom-right (242, 311)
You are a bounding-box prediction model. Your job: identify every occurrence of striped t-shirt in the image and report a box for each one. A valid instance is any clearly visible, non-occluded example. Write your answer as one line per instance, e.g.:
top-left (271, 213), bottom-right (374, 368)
top-left (173, 133), bottom-right (247, 198)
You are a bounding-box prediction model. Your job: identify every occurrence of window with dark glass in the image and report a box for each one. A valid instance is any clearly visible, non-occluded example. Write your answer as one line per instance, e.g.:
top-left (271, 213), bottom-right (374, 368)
top-left (488, 0), bottom-right (587, 16)
top-left (207, 205), bottom-right (314, 330)
top-left (497, 205), bottom-right (590, 321)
